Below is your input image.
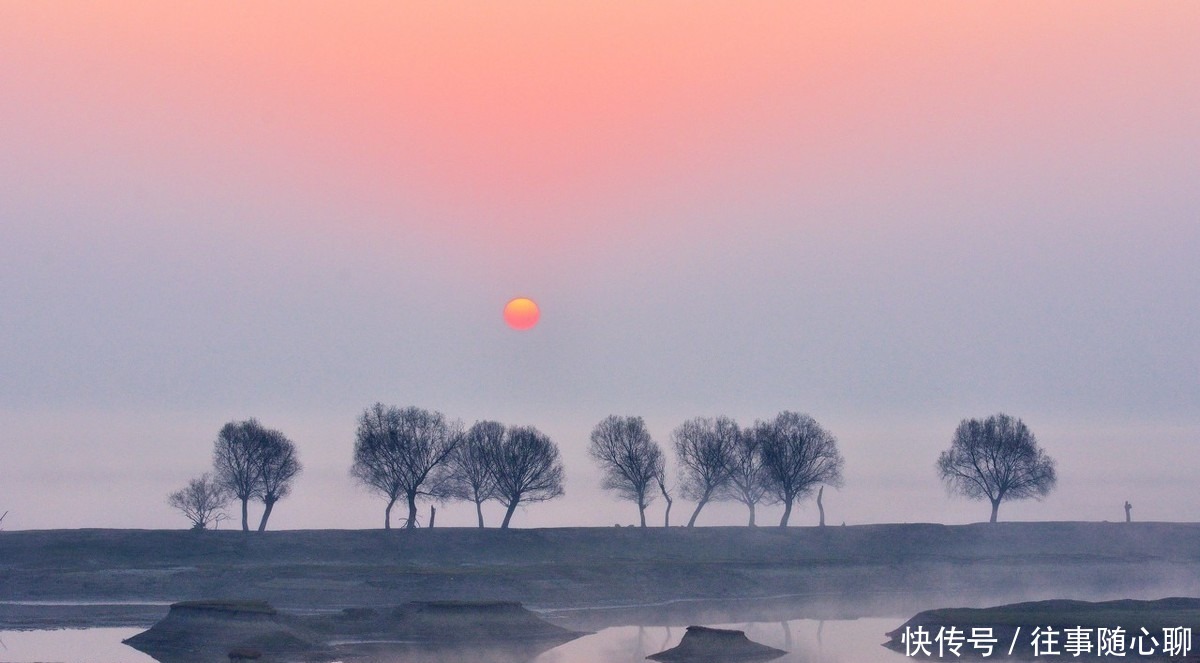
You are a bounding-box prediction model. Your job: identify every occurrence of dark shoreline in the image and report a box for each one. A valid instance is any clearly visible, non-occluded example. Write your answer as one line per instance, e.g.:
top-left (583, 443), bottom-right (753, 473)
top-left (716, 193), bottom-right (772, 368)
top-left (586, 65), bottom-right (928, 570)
top-left (3, 522), bottom-right (1198, 631)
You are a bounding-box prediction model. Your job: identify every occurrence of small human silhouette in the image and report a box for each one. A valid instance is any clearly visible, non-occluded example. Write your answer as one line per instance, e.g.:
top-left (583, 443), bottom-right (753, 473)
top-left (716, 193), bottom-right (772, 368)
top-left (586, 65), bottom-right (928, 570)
top-left (1124, 501), bottom-right (1132, 523)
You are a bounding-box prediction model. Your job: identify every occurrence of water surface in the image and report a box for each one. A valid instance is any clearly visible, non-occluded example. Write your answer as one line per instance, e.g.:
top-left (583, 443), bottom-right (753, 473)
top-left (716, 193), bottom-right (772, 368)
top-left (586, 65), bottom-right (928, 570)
top-left (0, 618), bottom-right (902, 663)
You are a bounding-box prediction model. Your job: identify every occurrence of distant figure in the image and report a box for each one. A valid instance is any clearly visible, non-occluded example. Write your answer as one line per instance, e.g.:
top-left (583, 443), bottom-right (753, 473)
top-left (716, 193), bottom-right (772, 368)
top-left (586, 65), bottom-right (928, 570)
top-left (1124, 501), bottom-right (1132, 523)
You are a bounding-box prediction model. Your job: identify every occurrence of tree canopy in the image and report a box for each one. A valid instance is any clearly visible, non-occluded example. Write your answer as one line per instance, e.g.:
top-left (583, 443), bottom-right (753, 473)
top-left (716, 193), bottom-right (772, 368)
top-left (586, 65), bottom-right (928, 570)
top-left (937, 413), bottom-right (1057, 523)
top-left (446, 420), bottom-right (504, 528)
top-left (168, 473), bottom-right (230, 530)
top-left (254, 430), bottom-right (301, 531)
top-left (726, 425), bottom-right (772, 526)
top-left (488, 425), bottom-right (565, 529)
top-left (212, 419), bottom-right (300, 532)
top-left (673, 416), bottom-right (738, 527)
top-left (351, 404), bottom-right (462, 529)
top-left (755, 411), bottom-right (844, 527)
top-left (589, 415), bottom-right (665, 527)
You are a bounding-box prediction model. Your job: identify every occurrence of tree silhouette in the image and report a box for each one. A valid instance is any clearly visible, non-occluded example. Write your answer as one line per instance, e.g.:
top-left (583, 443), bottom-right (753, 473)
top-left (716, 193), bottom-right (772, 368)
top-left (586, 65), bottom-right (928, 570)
top-left (488, 425), bottom-right (564, 529)
top-left (351, 404), bottom-right (461, 530)
top-left (168, 473), bottom-right (230, 530)
top-left (589, 415), bottom-right (664, 528)
top-left (255, 430), bottom-right (301, 531)
top-left (212, 419), bottom-right (269, 532)
top-left (727, 426), bottom-right (771, 526)
top-left (654, 464), bottom-right (674, 527)
top-left (673, 416), bottom-right (737, 527)
top-left (756, 411), bottom-right (844, 527)
top-left (937, 413), bottom-right (1057, 523)
top-left (447, 420), bottom-right (503, 528)
top-left (212, 419), bottom-right (301, 532)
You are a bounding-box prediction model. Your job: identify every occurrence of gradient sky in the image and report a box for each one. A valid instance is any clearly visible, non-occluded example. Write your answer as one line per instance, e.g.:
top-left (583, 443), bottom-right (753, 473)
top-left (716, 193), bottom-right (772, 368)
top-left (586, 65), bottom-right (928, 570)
top-left (2, 2), bottom-right (1197, 530)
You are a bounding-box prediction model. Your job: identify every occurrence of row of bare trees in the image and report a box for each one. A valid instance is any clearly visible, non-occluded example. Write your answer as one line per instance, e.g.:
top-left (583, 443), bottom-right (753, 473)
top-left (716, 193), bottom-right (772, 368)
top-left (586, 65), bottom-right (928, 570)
top-left (168, 419), bottom-right (302, 531)
top-left (591, 411), bottom-right (1058, 527)
top-left (590, 412), bottom-right (846, 528)
top-left (350, 404), bottom-right (565, 529)
top-left (167, 410), bottom-right (1056, 530)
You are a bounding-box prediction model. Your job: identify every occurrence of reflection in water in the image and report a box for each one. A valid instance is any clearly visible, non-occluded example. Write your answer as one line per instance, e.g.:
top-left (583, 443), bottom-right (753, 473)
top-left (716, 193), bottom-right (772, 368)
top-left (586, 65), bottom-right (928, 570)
top-left (0, 628), bottom-right (157, 663)
top-left (0, 619), bottom-right (902, 663)
top-left (533, 619), bottom-right (899, 663)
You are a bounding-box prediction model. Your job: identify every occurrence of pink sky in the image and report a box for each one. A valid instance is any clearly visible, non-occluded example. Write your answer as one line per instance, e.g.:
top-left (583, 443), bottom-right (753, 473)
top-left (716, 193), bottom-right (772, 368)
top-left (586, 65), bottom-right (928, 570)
top-left (6, 2), bottom-right (1194, 248)
top-left (1, 2), bottom-right (1197, 529)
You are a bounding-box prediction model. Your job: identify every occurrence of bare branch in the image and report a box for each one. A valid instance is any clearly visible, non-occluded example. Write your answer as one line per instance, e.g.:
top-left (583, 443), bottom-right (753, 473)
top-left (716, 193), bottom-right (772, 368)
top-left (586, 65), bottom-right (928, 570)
top-left (212, 419), bottom-right (301, 532)
top-left (756, 411), bottom-right (844, 527)
top-left (445, 420), bottom-right (504, 528)
top-left (167, 474), bottom-right (230, 530)
top-left (351, 404), bottom-right (462, 530)
top-left (589, 415), bottom-right (664, 528)
top-left (488, 425), bottom-right (565, 529)
top-left (672, 416), bottom-right (737, 527)
top-left (937, 413), bottom-right (1058, 523)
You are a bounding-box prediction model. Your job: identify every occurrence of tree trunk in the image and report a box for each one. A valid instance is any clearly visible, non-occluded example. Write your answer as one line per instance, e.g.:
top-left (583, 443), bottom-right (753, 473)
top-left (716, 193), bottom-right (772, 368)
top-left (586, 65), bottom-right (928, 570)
top-left (256, 498), bottom-right (275, 532)
top-left (406, 492), bottom-right (418, 529)
top-left (779, 498), bottom-right (793, 527)
top-left (663, 495), bottom-right (672, 527)
top-left (638, 502), bottom-right (647, 528)
top-left (817, 486), bottom-right (825, 527)
top-left (384, 498), bottom-right (395, 530)
top-left (747, 501), bottom-right (756, 527)
top-left (240, 497), bottom-right (249, 532)
top-left (989, 499), bottom-right (1000, 523)
top-left (475, 499), bottom-right (485, 528)
top-left (687, 496), bottom-right (709, 528)
top-left (501, 501), bottom-right (518, 529)
top-left (429, 505), bottom-right (436, 528)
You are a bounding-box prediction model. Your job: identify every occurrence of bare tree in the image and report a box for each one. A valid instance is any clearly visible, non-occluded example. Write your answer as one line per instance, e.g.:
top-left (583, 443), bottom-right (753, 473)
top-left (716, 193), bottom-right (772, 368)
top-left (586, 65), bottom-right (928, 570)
top-left (255, 429), bottom-right (301, 531)
top-left (447, 420), bottom-right (503, 528)
top-left (589, 415), bottom-right (665, 528)
top-left (168, 473), bottom-right (230, 530)
top-left (756, 411), bottom-right (844, 527)
top-left (727, 426), bottom-right (772, 526)
top-left (672, 416), bottom-right (737, 527)
top-left (351, 404), bottom-right (461, 530)
top-left (488, 425), bottom-right (565, 529)
top-left (654, 464), bottom-right (674, 527)
top-left (937, 413), bottom-right (1057, 523)
top-left (213, 419), bottom-right (269, 532)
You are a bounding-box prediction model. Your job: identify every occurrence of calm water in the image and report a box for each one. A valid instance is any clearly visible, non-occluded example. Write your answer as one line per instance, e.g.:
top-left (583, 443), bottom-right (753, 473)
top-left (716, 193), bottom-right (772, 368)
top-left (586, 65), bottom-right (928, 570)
top-left (0, 619), bottom-right (903, 663)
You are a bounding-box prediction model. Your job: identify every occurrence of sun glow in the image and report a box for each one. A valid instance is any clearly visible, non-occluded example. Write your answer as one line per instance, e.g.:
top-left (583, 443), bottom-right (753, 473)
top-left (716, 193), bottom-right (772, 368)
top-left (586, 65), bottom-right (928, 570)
top-left (503, 297), bottom-right (540, 331)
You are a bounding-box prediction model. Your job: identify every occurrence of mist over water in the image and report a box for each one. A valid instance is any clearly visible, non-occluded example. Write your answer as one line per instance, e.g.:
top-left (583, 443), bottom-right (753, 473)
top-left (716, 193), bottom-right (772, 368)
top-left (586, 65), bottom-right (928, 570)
top-left (0, 619), bottom-right (905, 663)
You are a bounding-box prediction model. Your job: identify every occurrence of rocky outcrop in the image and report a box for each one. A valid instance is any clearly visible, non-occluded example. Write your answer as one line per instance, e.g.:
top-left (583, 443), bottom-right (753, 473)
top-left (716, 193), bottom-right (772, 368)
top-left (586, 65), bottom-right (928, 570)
top-left (648, 625), bottom-right (787, 662)
top-left (124, 599), bottom-right (584, 662)
top-left (122, 600), bottom-right (327, 662)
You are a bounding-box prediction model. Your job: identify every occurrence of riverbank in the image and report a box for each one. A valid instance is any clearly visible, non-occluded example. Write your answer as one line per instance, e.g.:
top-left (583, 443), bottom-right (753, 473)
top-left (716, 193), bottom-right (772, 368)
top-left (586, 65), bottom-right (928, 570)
top-left (2, 522), bottom-right (1197, 631)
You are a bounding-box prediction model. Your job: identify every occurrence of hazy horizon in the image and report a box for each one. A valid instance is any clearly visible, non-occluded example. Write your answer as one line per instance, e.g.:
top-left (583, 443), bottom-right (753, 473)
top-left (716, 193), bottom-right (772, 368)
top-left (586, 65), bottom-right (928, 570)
top-left (2, 2), bottom-right (1197, 531)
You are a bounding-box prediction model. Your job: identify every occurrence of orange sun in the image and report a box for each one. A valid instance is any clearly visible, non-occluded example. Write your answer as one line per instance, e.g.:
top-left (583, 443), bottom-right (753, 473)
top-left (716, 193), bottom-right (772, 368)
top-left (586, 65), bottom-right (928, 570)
top-left (503, 297), bottom-right (540, 330)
